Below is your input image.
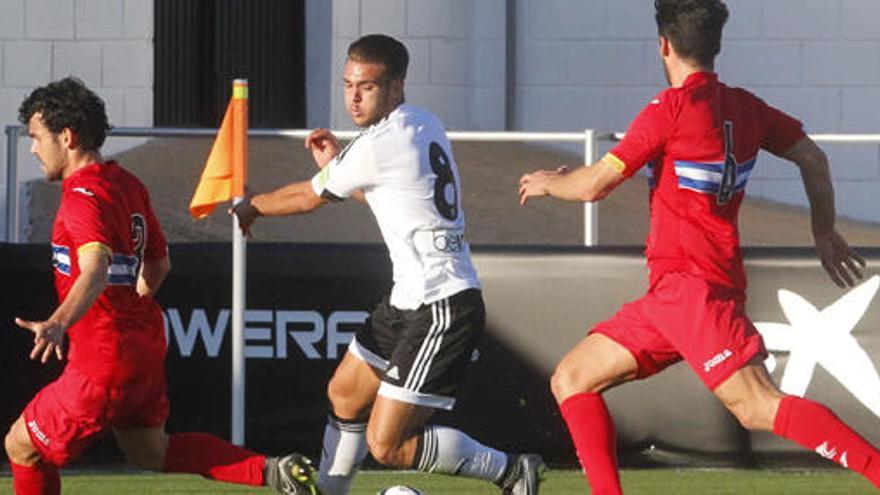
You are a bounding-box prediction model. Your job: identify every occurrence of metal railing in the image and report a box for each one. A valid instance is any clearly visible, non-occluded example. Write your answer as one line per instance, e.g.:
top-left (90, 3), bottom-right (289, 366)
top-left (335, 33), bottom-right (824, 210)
top-left (4, 126), bottom-right (617, 245)
top-left (6, 126), bottom-right (880, 244)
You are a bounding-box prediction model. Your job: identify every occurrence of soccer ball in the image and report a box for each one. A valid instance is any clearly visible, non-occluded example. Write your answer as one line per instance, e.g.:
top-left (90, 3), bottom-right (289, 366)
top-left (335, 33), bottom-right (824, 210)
top-left (376, 485), bottom-right (424, 495)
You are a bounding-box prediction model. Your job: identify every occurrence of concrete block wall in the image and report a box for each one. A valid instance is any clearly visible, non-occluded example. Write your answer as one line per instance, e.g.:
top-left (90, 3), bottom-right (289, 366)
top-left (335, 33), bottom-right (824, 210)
top-left (0, 0), bottom-right (152, 239)
top-left (514, 0), bottom-right (666, 134)
top-left (514, 0), bottom-right (880, 224)
top-left (1, 0), bottom-right (877, 237)
top-left (329, 0), bottom-right (507, 131)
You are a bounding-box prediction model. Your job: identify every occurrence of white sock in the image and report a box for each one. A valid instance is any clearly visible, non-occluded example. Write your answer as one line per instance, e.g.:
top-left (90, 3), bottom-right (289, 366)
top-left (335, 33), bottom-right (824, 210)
top-left (317, 415), bottom-right (368, 495)
top-left (414, 425), bottom-right (509, 483)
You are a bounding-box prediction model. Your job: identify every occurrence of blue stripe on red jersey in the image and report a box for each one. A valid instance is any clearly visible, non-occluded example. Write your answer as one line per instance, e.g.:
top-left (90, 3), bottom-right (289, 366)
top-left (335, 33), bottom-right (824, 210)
top-left (108, 253), bottom-right (138, 286)
top-left (674, 157), bottom-right (756, 195)
top-left (51, 244), bottom-right (71, 276)
top-left (51, 245), bottom-right (137, 284)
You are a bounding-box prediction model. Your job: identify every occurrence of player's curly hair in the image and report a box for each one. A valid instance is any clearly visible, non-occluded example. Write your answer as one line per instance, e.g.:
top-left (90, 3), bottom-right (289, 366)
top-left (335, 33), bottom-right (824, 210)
top-left (655, 0), bottom-right (729, 66)
top-left (348, 34), bottom-right (409, 82)
top-left (18, 76), bottom-right (110, 152)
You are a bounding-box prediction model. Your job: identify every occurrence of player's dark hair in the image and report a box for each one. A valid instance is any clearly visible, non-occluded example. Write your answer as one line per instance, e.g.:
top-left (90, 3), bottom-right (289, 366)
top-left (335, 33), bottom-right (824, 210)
top-left (655, 0), bottom-right (729, 66)
top-left (18, 76), bottom-right (110, 152)
top-left (348, 34), bottom-right (409, 82)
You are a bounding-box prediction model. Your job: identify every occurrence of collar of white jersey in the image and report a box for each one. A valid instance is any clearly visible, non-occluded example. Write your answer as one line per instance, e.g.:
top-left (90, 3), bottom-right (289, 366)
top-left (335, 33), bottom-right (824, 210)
top-left (368, 103), bottom-right (414, 131)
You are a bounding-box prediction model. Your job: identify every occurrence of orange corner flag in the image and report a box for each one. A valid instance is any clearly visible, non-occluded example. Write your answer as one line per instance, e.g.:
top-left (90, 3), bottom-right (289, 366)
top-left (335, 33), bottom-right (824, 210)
top-left (190, 79), bottom-right (249, 219)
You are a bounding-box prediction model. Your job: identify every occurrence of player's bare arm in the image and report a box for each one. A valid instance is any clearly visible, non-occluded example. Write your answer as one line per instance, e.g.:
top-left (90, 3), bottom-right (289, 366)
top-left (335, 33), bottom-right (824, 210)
top-left (305, 128), bottom-right (341, 169)
top-left (137, 255), bottom-right (171, 298)
top-left (783, 136), bottom-right (865, 288)
top-left (232, 180), bottom-right (328, 237)
top-left (15, 247), bottom-right (110, 363)
top-left (519, 158), bottom-right (626, 205)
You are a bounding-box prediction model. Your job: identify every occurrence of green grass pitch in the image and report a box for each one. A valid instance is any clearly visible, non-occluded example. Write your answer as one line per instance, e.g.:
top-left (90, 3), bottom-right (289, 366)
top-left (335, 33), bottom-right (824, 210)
top-left (2, 468), bottom-right (875, 494)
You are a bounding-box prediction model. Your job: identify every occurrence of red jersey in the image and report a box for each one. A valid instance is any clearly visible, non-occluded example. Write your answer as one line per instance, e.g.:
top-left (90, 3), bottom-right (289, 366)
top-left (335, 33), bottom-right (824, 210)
top-left (606, 72), bottom-right (806, 290)
top-left (52, 161), bottom-right (168, 386)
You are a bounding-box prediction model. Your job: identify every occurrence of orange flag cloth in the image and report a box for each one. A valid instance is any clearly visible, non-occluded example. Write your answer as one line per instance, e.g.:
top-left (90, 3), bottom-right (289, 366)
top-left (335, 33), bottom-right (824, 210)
top-left (189, 80), bottom-right (248, 219)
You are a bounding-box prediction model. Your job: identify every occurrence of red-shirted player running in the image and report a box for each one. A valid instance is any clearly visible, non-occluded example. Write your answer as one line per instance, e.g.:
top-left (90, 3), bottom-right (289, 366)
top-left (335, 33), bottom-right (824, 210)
top-left (4, 77), bottom-right (316, 495)
top-left (519, 1), bottom-right (877, 493)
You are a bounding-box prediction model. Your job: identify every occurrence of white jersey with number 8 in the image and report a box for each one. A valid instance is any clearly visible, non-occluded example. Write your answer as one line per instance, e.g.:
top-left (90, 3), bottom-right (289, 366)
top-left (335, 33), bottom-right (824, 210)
top-left (311, 104), bottom-right (481, 310)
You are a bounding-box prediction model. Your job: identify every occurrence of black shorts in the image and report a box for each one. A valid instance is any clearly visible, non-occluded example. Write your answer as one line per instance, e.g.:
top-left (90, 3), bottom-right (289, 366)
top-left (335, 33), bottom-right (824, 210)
top-left (348, 288), bottom-right (485, 410)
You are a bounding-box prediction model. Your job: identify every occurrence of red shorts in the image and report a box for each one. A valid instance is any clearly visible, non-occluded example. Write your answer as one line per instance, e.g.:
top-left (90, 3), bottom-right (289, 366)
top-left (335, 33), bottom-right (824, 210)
top-left (22, 365), bottom-right (169, 467)
top-left (591, 272), bottom-right (767, 390)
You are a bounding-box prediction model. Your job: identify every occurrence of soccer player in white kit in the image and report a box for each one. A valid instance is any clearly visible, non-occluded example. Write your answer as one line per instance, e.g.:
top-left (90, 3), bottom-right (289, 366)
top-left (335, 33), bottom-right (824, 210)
top-left (233, 34), bottom-right (543, 495)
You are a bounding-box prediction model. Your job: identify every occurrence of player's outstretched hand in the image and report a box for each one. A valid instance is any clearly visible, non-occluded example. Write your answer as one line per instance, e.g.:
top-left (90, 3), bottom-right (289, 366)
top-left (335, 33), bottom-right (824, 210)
top-left (815, 230), bottom-right (865, 288)
top-left (518, 167), bottom-right (569, 205)
top-left (230, 194), bottom-right (258, 238)
top-left (305, 128), bottom-right (340, 169)
top-left (15, 317), bottom-right (64, 363)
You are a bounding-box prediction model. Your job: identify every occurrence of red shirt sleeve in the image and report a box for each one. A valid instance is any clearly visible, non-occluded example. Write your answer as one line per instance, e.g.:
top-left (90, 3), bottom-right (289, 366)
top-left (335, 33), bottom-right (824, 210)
top-left (607, 92), bottom-right (675, 177)
top-left (63, 188), bottom-right (111, 251)
top-left (758, 99), bottom-right (806, 156)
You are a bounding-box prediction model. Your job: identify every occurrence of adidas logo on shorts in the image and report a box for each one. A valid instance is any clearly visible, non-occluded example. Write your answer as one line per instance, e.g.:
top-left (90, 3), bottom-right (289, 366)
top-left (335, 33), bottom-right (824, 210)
top-left (386, 366), bottom-right (400, 381)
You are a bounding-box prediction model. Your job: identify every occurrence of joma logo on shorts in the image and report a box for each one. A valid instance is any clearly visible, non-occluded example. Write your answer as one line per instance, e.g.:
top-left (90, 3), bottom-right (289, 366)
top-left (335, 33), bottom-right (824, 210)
top-left (703, 348), bottom-right (733, 373)
top-left (27, 420), bottom-right (50, 446)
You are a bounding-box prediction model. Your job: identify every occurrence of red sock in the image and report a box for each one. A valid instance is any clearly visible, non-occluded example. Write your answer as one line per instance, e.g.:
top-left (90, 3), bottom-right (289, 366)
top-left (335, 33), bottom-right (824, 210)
top-left (774, 395), bottom-right (880, 487)
top-left (162, 432), bottom-right (265, 486)
top-left (559, 393), bottom-right (622, 495)
top-left (10, 460), bottom-right (60, 495)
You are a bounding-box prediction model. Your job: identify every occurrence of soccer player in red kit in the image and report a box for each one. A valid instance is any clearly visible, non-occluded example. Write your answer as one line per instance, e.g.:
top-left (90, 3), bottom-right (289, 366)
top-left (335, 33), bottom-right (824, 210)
top-left (519, 1), bottom-right (878, 493)
top-left (4, 77), bottom-right (316, 495)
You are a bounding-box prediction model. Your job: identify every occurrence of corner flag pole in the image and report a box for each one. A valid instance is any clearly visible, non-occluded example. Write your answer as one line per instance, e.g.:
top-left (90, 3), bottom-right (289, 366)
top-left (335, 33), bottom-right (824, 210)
top-left (187, 79), bottom-right (249, 445)
top-left (231, 79), bottom-right (248, 446)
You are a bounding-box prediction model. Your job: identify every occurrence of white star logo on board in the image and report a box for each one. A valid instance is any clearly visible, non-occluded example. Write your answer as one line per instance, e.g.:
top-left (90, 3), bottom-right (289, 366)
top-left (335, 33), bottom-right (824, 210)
top-left (755, 275), bottom-right (880, 418)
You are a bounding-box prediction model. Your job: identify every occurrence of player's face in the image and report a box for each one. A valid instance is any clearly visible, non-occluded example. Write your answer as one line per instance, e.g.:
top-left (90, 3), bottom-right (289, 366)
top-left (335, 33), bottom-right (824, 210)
top-left (343, 59), bottom-right (403, 127)
top-left (27, 113), bottom-right (69, 182)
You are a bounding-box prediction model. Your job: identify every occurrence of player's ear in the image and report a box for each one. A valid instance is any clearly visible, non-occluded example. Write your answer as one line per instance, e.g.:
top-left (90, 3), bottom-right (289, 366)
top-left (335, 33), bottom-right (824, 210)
top-left (60, 127), bottom-right (78, 150)
top-left (659, 35), bottom-right (671, 58)
top-left (390, 78), bottom-right (404, 104)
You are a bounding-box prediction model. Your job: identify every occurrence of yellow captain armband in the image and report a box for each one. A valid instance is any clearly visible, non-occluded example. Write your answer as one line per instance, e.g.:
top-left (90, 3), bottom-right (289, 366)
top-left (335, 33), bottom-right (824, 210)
top-left (77, 242), bottom-right (112, 260)
top-left (317, 165), bottom-right (331, 188)
top-left (601, 153), bottom-right (627, 174)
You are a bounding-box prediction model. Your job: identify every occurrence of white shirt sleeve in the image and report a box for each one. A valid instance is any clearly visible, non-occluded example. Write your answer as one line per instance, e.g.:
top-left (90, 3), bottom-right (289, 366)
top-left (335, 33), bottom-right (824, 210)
top-left (310, 135), bottom-right (378, 199)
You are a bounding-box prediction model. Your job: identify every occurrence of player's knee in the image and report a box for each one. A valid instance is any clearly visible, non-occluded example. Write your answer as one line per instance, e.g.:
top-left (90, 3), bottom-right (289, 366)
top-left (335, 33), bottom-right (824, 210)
top-left (549, 366), bottom-right (570, 402)
top-left (327, 377), bottom-right (372, 420)
top-left (550, 361), bottom-right (602, 402)
top-left (365, 433), bottom-right (404, 468)
top-left (5, 424), bottom-right (39, 466)
top-left (3, 429), bottom-right (15, 459)
top-left (366, 441), bottom-right (395, 466)
top-left (327, 379), bottom-right (356, 418)
top-left (326, 374), bottom-right (346, 406)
